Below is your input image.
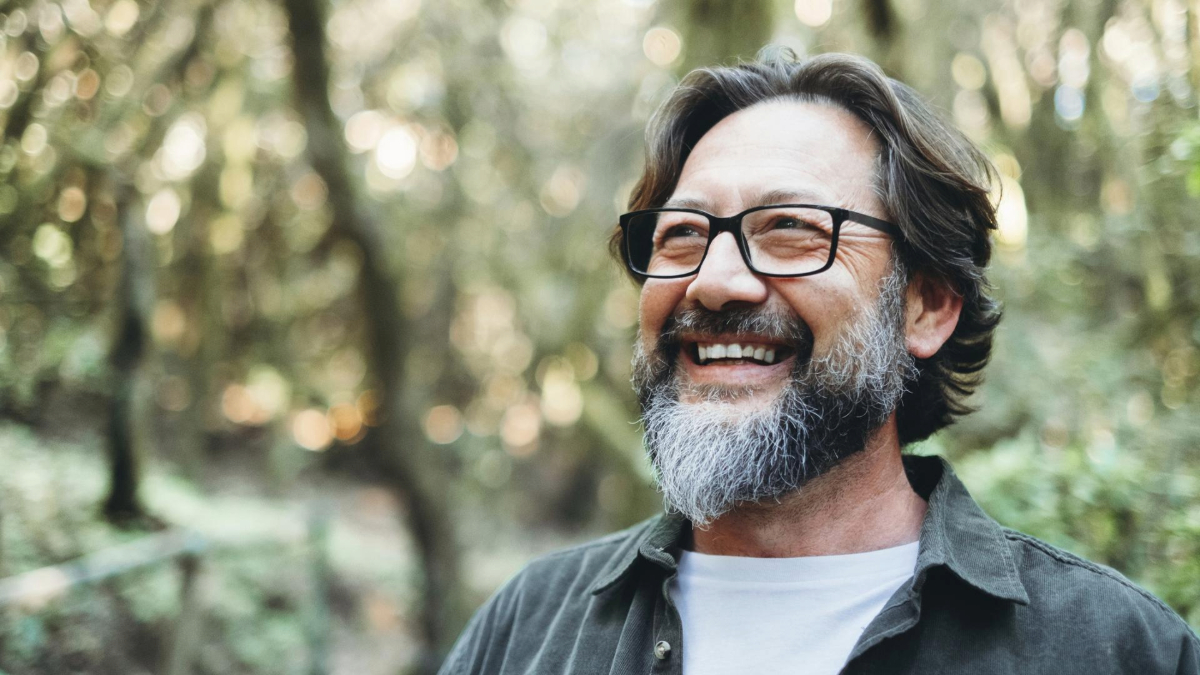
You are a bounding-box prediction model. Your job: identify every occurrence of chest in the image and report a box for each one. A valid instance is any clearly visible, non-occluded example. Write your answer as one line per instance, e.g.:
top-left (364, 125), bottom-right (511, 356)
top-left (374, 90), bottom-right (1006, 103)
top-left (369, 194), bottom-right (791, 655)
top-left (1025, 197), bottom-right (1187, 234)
top-left (482, 576), bottom-right (1127, 675)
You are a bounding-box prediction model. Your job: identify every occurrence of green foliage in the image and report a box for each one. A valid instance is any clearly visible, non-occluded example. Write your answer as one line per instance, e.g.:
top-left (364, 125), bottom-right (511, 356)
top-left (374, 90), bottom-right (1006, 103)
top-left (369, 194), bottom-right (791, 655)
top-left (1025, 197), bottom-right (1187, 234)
top-left (0, 426), bottom-right (320, 674)
top-left (1171, 122), bottom-right (1200, 197)
top-left (953, 434), bottom-right (1200, 629)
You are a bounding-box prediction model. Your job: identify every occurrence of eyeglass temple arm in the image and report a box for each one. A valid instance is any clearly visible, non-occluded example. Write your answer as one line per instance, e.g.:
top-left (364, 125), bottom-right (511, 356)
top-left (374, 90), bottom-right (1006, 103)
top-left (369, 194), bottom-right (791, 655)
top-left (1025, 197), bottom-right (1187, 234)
top-left (844, 210), bottom-right (901, 237)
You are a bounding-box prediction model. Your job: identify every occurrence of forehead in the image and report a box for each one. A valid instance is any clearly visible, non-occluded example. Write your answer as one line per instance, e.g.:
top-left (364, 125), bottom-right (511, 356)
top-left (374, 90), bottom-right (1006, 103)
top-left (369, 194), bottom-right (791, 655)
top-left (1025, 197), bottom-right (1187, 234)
top-left (669, 99), bottom-right (882, 212)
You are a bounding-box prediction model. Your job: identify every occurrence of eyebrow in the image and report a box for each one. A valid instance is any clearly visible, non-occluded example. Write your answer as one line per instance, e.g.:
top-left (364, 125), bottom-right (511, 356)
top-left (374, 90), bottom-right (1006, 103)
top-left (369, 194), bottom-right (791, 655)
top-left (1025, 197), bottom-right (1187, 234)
top-left (661, 187), bottom-right (836, 212)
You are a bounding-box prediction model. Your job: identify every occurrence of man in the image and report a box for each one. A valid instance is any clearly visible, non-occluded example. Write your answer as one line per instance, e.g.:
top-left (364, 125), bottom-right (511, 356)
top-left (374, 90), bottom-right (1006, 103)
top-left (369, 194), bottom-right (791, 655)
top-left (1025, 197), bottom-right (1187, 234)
top-left (439, 52), bottom-right (1199, 674)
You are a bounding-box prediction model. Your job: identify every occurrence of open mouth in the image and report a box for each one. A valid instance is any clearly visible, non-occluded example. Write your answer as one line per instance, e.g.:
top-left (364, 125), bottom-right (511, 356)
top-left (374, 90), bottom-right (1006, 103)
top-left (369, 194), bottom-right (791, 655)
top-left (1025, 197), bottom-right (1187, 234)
top-left (682, 339), bottom-right (796, 366)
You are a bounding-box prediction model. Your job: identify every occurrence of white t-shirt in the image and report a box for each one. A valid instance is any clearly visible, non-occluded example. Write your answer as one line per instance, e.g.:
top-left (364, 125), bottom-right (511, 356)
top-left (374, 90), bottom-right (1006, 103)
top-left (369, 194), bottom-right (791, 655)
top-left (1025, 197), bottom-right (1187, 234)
top-left (668, 540), bottom-right (919, 675)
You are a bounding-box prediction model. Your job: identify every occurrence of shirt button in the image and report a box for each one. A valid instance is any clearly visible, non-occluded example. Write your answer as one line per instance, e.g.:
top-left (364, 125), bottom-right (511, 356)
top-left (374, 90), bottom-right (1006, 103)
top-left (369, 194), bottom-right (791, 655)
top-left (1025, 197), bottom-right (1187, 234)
top-left (654, 641), bottom-right (671, 660)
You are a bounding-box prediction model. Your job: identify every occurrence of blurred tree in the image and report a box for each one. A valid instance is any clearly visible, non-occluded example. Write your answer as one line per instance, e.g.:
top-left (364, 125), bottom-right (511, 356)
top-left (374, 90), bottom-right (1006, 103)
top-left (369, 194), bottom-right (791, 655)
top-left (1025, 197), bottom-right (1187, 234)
top-left (103, 181), bottom-right (152, 521)
top-left (283, 0), bottom-right (461, 667)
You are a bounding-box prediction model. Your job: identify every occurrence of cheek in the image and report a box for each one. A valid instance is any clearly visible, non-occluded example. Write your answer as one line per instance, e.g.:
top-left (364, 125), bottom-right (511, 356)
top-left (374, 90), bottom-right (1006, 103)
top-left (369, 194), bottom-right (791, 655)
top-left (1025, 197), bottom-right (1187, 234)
top-left (638, 279), bottom-right (688, 337)
top-left (774, 276), bottom-right (861, 350)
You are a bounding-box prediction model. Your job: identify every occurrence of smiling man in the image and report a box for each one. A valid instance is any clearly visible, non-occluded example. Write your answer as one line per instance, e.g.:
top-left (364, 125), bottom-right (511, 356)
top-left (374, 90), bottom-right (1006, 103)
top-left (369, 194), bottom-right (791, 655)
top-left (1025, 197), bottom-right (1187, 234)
top-left (439, 52), bottom-right (1199, 675)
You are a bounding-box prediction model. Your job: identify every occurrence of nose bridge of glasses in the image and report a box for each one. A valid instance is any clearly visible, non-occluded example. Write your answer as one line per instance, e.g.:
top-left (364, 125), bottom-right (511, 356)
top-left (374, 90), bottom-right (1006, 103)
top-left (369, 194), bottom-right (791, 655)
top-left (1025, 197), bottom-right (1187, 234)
top-left (697, 227), bottom-right (751, 276)
top-left (707, 212), bottom-right (742, 238)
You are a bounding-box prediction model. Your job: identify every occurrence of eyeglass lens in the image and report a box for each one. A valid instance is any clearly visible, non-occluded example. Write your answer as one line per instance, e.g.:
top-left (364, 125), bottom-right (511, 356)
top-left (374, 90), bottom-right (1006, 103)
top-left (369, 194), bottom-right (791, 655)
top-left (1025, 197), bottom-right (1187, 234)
top-left (626, 207), bottom-right (836, 276)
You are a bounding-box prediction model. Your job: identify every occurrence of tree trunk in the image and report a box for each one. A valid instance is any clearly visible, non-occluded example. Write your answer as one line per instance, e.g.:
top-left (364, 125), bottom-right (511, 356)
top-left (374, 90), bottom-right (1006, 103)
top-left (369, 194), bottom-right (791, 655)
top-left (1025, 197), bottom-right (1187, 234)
top-left (103, 185), bottom-right (153, 523)
top-left (98, 3), bottom-right (215, 525)
top-left (282, 0), bottom-right (462, 668)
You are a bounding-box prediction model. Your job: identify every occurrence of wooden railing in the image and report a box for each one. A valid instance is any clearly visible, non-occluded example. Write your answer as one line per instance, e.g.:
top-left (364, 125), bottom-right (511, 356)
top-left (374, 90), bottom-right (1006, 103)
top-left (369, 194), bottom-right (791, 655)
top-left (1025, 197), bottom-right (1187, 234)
top-left (0, 511), bottom-right (333, 675)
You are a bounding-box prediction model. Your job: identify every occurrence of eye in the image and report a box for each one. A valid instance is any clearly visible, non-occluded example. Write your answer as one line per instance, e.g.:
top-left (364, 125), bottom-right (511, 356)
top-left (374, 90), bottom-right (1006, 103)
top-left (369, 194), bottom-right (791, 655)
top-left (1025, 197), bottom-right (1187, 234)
top-left (769, 215), bottom-right (821, 231)
top-left (662, 224), bottom-right (704, 238)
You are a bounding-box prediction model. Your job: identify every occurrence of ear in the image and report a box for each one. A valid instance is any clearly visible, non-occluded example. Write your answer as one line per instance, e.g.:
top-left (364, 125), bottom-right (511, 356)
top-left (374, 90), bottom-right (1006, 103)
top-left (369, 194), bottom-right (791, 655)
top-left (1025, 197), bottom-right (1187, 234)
top-left (905, 272), bottom-right (963, 359)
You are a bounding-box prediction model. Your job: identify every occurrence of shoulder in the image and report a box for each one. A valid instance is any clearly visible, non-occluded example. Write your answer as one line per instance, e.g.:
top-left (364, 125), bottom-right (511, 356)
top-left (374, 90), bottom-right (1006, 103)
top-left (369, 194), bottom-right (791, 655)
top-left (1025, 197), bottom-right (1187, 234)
top-left (437, 516), bottom-right (660, 675)
top-left (502, 514), bottom-right (657, 601)
top-left (1001, 528), bottom-right (1199, 666)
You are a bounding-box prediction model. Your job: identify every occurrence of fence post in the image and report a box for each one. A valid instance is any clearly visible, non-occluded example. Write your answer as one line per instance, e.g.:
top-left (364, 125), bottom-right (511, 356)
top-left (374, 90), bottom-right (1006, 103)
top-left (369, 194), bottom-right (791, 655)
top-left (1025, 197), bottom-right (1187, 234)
top-left (165, 552), bottom-right (204, 675)
top-left (308, 506), bottom-right (332, 675)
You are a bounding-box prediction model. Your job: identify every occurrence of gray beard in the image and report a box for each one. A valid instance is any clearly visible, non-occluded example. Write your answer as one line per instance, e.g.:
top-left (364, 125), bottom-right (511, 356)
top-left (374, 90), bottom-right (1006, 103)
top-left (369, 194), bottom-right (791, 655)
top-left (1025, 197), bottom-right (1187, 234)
top-left (631, 264), bottom-right (918, 527)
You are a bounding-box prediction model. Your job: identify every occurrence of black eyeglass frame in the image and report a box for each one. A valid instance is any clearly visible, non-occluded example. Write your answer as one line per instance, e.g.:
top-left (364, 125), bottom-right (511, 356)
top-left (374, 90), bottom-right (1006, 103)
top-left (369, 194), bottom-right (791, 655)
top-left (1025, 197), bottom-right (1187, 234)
top-left (618, 204), bottom-right (902, 279)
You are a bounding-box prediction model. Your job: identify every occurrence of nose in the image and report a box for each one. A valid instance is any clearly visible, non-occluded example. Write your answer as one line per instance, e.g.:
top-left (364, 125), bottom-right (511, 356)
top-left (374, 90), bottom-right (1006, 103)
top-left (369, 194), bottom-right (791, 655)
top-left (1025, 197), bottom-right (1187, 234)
top-left (685, 232), bottom-right (769, 311)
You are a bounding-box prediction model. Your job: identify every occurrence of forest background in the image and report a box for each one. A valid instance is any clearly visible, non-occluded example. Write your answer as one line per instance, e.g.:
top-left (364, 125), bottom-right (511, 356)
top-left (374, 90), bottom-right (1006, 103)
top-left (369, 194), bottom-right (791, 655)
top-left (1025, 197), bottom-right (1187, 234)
top-left (0, 0), bottom-right (1198, 672)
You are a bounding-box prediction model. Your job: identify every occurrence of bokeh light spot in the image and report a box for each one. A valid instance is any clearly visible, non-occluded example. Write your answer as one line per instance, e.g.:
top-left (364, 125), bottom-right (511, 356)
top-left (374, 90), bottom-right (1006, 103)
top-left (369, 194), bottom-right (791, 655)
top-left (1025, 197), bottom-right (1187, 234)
top-left (105, 65), bottom-right (134, 98)
top-left (1054, 85), bottom-right (1085, 122)
top-left (951, 53), bottom-right (987, 90)
top-left (290, 172), bottom-right (328, 211)
top-left (57, 187), bottom-right (87, 223)
top-left (329, 403), bottom-right (364, 442)
top-left (540, 363), bottom-right (583, 427)
top-left (105, 0), bottom-right (139, 36)
top-left (209, 214), bottom-right (244, 255)
top-left (344, 110), bottom-right (387, 153)
top-left (501, 16), bottom-right (548, 65)
top-left (32, 224), bottom-right (72, 267)
top-left (74, 69), bottom-right (100, 100)
top-left (15, 52), bottom-right (39, 82)
top-left (21, 123), bottom-right (48, 155)
top-left (642, 27), bottom-right (681, 66)
top-left (419, 128), bottom-right (458, 171)
top-left (539, 165), bottom-right (584, 216)
top-left (794, 0), bottom-right (833, 27)
top-left (993, 176), bottom-right (1028, 250)
top-left (162, 114), bottom-right (208, 180)
top-left (151, 300), bottom-right (187, 345)
top-left (145, 188), bottom-right (182, 234)
top-left (424, 405), bottom-right (464, 445)
top-left (293, 408), bottom-right (333, 451)
top-left (501, 402), bottom-right (540, 455)
top-left (374, 126), bottom-right (418, 179)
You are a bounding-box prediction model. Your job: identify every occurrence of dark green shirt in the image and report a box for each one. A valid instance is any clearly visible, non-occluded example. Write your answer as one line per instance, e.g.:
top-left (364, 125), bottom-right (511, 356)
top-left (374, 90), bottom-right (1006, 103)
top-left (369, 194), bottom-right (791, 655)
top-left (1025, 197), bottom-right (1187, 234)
top-left (440, 455), bottom-right (1200, 674)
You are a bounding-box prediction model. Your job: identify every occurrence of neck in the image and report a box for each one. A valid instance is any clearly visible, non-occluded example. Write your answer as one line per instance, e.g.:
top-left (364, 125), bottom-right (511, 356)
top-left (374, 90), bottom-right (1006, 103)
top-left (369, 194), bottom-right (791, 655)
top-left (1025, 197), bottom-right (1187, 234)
top-left (688, 418), bottom-right (927, 558)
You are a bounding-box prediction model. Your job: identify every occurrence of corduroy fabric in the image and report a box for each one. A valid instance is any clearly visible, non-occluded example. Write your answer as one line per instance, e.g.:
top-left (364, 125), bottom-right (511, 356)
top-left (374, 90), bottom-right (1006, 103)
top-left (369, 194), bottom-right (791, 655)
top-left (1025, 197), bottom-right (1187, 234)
top-left (439, 455), bottom-right (1200, 675)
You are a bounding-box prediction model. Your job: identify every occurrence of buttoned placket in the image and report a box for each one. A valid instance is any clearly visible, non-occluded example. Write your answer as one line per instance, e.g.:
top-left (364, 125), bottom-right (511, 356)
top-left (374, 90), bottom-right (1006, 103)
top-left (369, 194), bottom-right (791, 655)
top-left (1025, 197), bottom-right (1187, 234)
top-left (647, 548), bottom-right (683, 675)
top-left (840, 581), bottom-right (924, 673)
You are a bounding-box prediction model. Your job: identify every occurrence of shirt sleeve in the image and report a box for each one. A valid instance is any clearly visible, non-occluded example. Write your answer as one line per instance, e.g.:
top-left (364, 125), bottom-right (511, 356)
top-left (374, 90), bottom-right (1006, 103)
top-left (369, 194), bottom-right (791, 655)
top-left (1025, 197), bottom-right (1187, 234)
top-left (436, 574), bottom-right (523, 675)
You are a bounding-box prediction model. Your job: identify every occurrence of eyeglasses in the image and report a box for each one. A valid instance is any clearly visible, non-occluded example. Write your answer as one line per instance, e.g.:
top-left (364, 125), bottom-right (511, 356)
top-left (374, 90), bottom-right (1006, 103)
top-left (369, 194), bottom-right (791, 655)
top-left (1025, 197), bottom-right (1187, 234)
top-left (618, 204), bottom-right (901, 279)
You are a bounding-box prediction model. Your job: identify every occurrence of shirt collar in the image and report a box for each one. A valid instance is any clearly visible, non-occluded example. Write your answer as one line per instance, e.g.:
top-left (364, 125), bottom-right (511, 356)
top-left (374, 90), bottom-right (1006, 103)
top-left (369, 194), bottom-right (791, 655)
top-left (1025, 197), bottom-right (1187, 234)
top-left (588, 454), bottom-right (1029, 605)
top-left (905, 454), bottom-right (1030, 604)
top-left (588, 510), bottom-right (687, 595)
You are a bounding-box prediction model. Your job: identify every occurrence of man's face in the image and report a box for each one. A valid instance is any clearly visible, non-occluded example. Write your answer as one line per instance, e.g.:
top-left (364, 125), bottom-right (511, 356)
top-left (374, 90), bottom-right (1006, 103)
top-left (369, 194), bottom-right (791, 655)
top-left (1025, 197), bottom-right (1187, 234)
top-left (633, 99), bottom-right (915, 525)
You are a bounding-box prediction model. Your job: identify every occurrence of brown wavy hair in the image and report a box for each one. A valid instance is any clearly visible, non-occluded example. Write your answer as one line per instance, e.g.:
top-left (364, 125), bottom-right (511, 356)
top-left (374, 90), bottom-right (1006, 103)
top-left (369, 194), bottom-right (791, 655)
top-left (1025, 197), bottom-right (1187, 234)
top-left (609, 51), bottom-right (1002, 445)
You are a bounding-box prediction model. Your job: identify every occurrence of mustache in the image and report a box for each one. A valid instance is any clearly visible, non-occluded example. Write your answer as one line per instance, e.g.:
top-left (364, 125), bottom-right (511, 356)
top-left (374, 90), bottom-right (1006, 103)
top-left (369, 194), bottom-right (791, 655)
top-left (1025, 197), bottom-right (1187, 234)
top-left (659, 306), bottom-right (815, 355)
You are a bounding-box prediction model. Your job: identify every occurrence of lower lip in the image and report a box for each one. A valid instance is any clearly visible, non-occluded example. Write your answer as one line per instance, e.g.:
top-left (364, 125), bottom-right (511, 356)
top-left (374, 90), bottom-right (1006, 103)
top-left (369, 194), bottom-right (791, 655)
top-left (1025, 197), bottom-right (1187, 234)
top-left (678, 345), bottom-right (795, 386)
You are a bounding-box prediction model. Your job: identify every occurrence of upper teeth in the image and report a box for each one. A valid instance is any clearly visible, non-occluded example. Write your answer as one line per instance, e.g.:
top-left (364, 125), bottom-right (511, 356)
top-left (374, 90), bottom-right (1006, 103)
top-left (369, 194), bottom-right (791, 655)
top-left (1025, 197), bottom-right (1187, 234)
top-left (698, 343), bottom-right (777, 364)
